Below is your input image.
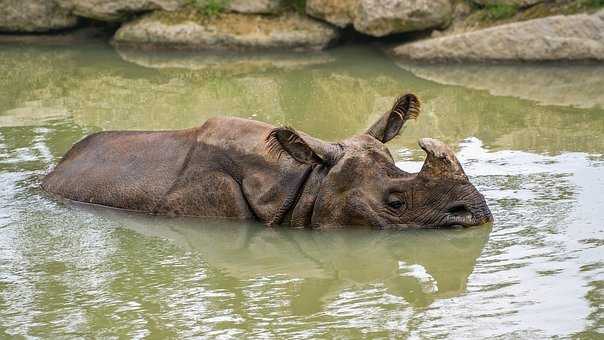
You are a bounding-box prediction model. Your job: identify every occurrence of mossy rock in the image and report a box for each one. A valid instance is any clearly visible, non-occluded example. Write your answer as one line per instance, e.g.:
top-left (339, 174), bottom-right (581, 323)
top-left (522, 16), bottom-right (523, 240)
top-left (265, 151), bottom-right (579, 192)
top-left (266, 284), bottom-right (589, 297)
top-left (113, 10), bottom-right (340, 51)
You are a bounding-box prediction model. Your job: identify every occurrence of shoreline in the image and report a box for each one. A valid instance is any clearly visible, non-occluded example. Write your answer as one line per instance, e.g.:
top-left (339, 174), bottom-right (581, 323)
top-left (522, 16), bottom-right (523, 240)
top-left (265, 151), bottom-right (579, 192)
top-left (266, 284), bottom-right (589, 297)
top-left (1, 1), bottom-right (602, 63)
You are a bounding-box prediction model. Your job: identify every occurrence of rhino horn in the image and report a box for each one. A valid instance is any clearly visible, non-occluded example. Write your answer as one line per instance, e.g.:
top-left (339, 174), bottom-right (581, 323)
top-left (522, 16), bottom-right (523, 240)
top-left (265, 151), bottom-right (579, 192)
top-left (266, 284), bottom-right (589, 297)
top-left (418, 138), bottom-right (468, 182)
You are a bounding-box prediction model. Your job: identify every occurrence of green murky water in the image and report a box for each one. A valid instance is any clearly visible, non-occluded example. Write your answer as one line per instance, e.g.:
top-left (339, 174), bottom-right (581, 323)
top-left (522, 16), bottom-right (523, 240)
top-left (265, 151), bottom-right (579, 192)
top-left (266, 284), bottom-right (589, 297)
top-left (0, 42), bottom-right (602, 338)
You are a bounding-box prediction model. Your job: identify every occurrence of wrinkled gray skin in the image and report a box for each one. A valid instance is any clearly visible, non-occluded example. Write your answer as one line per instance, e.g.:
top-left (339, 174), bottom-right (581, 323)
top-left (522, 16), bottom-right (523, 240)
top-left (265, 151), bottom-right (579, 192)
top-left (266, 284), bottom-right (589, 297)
top-left (42, 94), bottom-right (493, 229)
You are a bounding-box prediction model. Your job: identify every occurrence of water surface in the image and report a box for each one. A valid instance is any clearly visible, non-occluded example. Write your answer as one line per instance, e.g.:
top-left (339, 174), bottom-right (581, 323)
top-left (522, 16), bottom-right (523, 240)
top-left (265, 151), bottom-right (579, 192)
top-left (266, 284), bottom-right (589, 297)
top-left (0, 42), bottom-right (602, 338)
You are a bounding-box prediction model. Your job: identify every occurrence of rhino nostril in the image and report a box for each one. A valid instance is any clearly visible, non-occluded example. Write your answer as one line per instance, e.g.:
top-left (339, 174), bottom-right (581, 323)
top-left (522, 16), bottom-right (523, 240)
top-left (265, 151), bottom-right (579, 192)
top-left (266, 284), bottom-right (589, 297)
top-left (446, 203), bottom-right (471, 216)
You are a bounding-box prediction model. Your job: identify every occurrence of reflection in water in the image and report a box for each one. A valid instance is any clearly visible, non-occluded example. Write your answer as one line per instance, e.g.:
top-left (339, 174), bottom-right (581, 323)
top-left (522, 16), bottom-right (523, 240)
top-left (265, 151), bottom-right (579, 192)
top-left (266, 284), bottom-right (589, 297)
top-left (0, 43), bottom-right (603, 338)
top-left (102, 211), bottom-right (491, 309)
top-left (115, 46), bottom-right (336, 72)
top-left (2, 44), bottom-right (603, 154)
top-left (398, 63), bottom-right (604, 110)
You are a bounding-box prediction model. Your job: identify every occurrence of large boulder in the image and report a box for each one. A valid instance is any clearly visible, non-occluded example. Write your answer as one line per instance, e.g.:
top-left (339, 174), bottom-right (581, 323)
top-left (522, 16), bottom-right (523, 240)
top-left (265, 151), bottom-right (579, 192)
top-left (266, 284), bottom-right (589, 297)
top-left (226, 0), bottom-right (285, 14)
top-left (354, 0), bottom-right (453, 37)
top-left (55, 0), bottom-right (185, 22)
top-left (305, 0), bottom-right (357, 28)
top-left (113, 10), bottom-right (340, 51)
top-left (393, 10), bottom-right (604, 62)
top-left (53, 0), bottom-right (286, 22)
top-left (306, 0), bottom-right (452, 37)
top-left (0, 0), bottom-right (78, 32)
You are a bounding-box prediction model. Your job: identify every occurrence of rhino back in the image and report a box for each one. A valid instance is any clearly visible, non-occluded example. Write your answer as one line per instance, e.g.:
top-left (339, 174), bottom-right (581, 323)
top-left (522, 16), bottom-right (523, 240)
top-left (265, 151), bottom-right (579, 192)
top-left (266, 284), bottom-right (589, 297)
top-left (42, 129), bottom-right (197, 212)
top-left (174, 117), bottom-right (308, 223)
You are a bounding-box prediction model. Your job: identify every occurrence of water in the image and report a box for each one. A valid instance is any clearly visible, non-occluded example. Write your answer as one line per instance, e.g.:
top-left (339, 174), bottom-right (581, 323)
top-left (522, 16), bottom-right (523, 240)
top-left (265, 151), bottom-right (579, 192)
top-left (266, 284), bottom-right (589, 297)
top-left (0, 42), bottom-right (602, 338)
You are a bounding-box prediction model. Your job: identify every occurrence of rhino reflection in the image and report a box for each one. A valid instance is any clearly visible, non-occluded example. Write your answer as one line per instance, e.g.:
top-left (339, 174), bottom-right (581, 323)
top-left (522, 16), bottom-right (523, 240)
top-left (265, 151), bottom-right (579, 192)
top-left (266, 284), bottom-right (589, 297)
top-left (103, 211), bottom-right (491, 310)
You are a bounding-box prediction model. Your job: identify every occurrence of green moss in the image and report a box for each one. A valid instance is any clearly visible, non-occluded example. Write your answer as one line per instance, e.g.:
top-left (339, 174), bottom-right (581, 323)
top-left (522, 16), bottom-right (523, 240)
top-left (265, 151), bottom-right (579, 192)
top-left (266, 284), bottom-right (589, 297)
top-left (574, 0), bottom-right (604, 11)
top-left (187, 0), bottom-right (230, 17)
top-left (464, 0), bottom-right (603, 28)
top-left (148, 9), bottom-right (209, 25)
top-left (184, 0), bottom-right (308, 16)
top-left (286, 0), bottom-right (307, 14)
top-left (578, 0), bottom-right (604, 8)
top-left (482, 4), bottom-right (518, 20)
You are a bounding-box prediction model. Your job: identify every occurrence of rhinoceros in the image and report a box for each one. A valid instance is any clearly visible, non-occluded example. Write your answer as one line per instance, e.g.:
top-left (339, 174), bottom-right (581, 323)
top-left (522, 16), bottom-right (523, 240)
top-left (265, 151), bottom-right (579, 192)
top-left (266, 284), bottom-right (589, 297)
top-left (42, 93), bottom-right (493, 229)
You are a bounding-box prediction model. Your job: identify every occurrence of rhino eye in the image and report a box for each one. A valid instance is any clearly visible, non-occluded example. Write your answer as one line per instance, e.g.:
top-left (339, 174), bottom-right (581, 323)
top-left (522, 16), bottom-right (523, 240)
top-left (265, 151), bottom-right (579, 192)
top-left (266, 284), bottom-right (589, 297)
top-left (387, 196), bottom-right (405, 210)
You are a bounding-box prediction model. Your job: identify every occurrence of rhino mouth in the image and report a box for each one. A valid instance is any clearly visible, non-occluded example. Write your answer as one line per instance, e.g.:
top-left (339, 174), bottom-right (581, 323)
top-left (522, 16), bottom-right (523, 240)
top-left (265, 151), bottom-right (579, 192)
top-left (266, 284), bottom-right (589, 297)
top-left (439, 218), bottom-right (492, 229)
top-left (387, 221), bottom-right (491, 230)
top-left (439, 203), bottom-right (493, 228)
top-left (386, 210), bottom-right (493, 230)
top-left (443, 210), bottom-right (493, 229)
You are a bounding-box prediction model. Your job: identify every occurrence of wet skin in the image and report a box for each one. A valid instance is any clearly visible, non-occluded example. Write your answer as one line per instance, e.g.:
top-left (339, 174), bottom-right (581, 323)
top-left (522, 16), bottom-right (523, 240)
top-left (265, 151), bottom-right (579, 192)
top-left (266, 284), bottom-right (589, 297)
top-left (42, 94), bottom-right (493, 229)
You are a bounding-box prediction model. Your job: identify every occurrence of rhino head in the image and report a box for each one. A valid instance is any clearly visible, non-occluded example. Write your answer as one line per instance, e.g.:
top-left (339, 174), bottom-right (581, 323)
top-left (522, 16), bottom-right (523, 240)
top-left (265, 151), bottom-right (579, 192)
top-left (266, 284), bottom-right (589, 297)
top-left (267, 94), bottom-right (493, 229)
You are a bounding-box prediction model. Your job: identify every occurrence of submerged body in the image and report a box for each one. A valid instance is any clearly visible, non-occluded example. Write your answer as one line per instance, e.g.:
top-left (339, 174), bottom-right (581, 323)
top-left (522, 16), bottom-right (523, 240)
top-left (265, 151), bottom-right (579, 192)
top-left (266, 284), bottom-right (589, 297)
top-left (43, 118), bottom-right (312, 225)
top-left (42, 94), bottom-right (493, 228)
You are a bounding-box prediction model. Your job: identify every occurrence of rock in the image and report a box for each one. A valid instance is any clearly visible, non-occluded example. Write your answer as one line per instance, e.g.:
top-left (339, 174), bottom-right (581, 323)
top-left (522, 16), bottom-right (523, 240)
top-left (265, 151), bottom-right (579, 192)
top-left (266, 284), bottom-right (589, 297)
top-left (227, 0), bottom-right (285, 14)
top-left (472, 0), bottom-right (543, 8)
top-left (392, 10), bottom-right (604, 62)
top-left (0, 0), bottom-right (78, 32)
top-left (113, 10), bottom-right (340, 51)
top-left (305, 0), bottom-right (357, 28)
top-left (55, 0), bottom-right (185, 22)
top-left (354, 0), bottom-right (453, 37)
top-left (432, 0), bottom-right (475, 37)
top-left (306, 0), bottom-right (452, 36)
top-left (453, 0), bottom-right (473, 18)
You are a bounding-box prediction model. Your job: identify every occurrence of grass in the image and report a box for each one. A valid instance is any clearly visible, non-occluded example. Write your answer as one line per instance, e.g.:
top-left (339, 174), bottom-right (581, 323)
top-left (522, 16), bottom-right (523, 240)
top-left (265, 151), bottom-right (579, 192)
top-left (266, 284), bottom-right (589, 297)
top-left (184, 0), bottom-right (308, 16)
top-left (187, 0), bottom-right (230, 17)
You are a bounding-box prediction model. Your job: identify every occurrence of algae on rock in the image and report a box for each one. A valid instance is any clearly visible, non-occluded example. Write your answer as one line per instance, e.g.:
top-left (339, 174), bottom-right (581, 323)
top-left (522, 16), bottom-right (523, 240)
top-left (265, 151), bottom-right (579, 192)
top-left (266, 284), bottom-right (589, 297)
top-left (393, 10), bottom-right (604, 62)
top-left (113, 10), bottom-right (340, 51)
top-left (306, 0), bottom-right (452, 37)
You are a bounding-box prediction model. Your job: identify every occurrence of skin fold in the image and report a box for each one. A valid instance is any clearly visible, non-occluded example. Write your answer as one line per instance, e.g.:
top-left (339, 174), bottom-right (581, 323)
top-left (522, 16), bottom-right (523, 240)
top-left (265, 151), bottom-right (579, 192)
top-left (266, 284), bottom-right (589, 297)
top-left (42, 93), bottom-right (493, 229)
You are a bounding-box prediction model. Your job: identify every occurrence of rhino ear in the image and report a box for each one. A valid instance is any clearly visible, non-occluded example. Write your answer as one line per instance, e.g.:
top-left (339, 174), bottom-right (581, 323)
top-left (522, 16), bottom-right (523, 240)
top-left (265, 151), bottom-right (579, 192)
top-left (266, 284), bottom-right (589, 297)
top-left (418, 138), bottom-right (468, 182)
top-left (266, 127), bottom-right (338, 165)
top-left (366, 93), bottom-right (420, 143)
